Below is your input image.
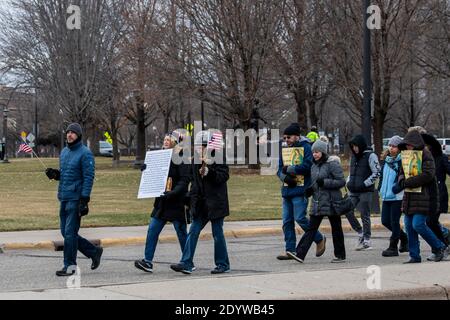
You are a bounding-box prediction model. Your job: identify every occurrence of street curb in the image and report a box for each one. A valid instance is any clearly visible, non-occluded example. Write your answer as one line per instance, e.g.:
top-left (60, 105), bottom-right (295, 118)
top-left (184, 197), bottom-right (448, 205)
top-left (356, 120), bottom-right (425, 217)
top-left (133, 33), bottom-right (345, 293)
top-left (2, 222), bottom-right (450, 252)
top-left (299, 285), bottom-right (450, 300)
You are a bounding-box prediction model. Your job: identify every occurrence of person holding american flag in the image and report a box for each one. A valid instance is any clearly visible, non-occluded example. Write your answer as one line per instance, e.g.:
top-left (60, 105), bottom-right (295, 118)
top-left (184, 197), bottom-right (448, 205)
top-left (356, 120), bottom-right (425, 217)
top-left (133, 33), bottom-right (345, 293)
top-left (170, 130), bottom-right (231, 275)
top-left (45, 123), bottom-right (103, 277)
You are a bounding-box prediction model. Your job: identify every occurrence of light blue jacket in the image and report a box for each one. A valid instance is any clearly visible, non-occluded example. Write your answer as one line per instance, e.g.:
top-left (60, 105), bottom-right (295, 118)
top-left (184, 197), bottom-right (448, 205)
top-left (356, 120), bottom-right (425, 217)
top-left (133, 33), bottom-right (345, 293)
top-left (379, 155), bottom-right (404, 201)
top-left (58, 141), bottom-right (95, 201)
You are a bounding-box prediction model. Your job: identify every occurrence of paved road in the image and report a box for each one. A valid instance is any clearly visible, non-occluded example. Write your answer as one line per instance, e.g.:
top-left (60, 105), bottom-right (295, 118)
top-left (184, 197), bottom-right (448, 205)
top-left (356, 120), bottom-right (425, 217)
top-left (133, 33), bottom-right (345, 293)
top-left (0, 231), bottom-right (442, 293)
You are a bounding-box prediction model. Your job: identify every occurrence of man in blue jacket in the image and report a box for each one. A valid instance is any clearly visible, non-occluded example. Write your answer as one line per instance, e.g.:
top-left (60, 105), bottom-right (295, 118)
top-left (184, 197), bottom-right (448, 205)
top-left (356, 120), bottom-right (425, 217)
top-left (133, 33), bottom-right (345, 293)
top-left (277, 123), bottom-right (326, 260)
top-left (45, 123), bottom-right (103, 276)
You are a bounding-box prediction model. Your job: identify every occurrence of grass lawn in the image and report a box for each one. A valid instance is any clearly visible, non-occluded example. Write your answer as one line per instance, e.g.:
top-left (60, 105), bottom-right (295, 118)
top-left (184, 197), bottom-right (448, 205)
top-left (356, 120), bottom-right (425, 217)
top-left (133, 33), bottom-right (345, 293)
top-left (1, 157), bottom-right (448, 232)
top-left (0, 157), bottom-right (282, 232)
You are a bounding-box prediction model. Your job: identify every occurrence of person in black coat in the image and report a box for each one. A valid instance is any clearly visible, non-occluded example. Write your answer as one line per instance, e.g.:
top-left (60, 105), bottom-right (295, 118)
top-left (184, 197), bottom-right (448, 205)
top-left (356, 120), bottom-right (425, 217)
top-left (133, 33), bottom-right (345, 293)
top-left (135, 132), bottom-right (191, 273)
top-left (171, 131), bottom-right (231, 275)
top-left (421, 133), bottom-right (450, 258)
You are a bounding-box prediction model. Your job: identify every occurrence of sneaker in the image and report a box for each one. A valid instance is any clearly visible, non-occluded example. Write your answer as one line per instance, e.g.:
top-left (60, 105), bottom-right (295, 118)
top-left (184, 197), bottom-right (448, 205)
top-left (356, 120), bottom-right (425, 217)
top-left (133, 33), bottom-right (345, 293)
top-left (286, 252), bottom-right (304, 263)
top-left (277, 252), bottom-right (296, 260)
top-left (55, 268), bottom-right (75, 277)
top-left (170, 263), bottom-right (192, 275)
top-left (403, 258), bottom-right (421, 264)
top-left (355, 236), bottom-right (364, 250)
top-left (331, 257), bottom-right (346, 263)
top-left (134, 259), bottom-right (153, 273)
top-left (91, 247), bottom-right (103, 270)
top-left (426, 253), bottom-right (436, 262)
top-left (211, 266), bottom-right (230, 274)
top-left (433, 248), bottom-right (446, 262)
top-left (316, 236), bottom-right (326, 257)
top-left (356, 240), bottom-right (372, 251)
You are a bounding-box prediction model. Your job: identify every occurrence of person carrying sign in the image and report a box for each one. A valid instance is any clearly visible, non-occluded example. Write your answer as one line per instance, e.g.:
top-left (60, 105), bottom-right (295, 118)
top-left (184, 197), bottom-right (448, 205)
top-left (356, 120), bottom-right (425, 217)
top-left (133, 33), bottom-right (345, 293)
top-left (276, 123), bottom-right (326, 261)
top-left (394, 130), bottom-right (447, 263)
top-left (134, 132), bottom-right (191, 273)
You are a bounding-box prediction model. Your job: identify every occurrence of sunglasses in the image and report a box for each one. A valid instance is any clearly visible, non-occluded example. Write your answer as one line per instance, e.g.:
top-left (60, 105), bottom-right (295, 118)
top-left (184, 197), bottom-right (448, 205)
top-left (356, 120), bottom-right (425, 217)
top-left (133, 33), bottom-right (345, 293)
top-left (283, 136), bottom-right (292, 140)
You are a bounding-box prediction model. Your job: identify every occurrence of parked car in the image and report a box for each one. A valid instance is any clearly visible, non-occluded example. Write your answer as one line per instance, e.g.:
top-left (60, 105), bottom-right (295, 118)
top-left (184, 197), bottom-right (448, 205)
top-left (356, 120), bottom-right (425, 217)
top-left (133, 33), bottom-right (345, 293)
top-left (99, 141), bottom-right (114, 157)
top-left (437, 138), bottom-right (450, 157)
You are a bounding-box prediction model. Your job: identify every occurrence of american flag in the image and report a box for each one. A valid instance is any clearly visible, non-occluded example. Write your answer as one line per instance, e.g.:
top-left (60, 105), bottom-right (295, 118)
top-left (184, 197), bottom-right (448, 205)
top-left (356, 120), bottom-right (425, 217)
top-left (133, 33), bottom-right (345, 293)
top-left (18, 143), bottom-right (33, 154)
top-left (207, 132), bottom-right (224, 150)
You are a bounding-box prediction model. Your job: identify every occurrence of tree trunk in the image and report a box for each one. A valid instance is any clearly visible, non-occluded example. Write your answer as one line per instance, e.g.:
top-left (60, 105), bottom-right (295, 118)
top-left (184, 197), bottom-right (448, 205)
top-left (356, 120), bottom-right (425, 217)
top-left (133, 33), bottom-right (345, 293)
top-left (135, 98), bottom-right (146, 167)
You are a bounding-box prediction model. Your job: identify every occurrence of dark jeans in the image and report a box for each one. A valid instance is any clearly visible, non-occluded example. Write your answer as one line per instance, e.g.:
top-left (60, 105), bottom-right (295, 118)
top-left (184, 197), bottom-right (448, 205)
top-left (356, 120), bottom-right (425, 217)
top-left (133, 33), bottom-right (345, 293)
top-left (180, 217), bottom-right (229, 271)
top-left (381, 201), bottom-right (404, 241)
top-left (427, 211), bottom-right (448, 247)
top-left (60, 201), bottom-right (98, 269)
top-left (144, 217), bottom-right (187, 263)
top-left (345, 193), bottom-right (372, 240)
top-left (295, 215), bottom-right (346, 261)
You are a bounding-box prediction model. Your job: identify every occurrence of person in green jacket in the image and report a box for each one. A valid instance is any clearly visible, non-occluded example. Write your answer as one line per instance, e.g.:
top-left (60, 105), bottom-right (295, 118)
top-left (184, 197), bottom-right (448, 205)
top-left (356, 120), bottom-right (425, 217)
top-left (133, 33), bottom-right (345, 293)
top-left (307, 126), bottom-right (320, 144)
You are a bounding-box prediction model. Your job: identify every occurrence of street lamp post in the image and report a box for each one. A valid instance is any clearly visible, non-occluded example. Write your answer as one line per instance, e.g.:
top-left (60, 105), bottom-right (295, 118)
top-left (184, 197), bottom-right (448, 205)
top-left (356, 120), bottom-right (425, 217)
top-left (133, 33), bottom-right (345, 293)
top-left (362, 0), bottom-right (372, 145)
top-left (2, 106), bottom-right (9, 163)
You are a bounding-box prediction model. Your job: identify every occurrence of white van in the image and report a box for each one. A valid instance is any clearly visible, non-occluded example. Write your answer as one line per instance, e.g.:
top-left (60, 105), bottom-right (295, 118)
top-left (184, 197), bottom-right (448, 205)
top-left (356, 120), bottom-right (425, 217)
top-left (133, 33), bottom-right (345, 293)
top-left (99, 141), bottom-right (113, 157)
top-left (437, 138), bottom-right (450, 157)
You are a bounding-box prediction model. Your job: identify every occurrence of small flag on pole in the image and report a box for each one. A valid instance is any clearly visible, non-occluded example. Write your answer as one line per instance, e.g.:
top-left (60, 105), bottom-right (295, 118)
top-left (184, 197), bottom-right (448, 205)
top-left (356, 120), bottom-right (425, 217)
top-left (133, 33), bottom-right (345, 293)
top-left (207, 132), bottom-right (224, 150)
top-left (18, 143), bottom-right (33, 154)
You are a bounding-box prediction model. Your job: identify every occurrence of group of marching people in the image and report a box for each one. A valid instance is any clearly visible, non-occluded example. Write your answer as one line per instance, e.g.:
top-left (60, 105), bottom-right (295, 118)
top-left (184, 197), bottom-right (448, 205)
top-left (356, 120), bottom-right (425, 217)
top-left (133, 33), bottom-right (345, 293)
top-left (277, 123), bottom-right (450, 265)
top-left (46, 122), bottom-right (449, 277)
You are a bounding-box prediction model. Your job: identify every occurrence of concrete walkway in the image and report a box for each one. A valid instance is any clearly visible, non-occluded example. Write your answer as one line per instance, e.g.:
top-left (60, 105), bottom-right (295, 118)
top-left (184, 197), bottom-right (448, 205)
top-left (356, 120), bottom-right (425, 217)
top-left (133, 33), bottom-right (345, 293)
top-left (1, 216), bottom-right (450, 251)
top-left (1, 261), bottom-right (449, 300)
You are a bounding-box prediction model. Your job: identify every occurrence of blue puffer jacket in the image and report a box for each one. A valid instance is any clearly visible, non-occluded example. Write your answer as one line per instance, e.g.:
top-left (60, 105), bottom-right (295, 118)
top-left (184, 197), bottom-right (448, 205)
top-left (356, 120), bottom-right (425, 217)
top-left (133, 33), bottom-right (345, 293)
top-left (379, 154), bottom-right (403, 201)
top-left (277, 138), bottom-right (313, 198)
top-left (58, 141), bottom-right (95, 201)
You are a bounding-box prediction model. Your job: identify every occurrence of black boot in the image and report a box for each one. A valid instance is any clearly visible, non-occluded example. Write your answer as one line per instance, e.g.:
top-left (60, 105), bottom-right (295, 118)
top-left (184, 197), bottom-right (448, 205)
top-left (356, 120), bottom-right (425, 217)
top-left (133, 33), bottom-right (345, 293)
top-left (382, 239), bottom-right (399, 257)
top-left (399, 232), bottom-right (409, 253)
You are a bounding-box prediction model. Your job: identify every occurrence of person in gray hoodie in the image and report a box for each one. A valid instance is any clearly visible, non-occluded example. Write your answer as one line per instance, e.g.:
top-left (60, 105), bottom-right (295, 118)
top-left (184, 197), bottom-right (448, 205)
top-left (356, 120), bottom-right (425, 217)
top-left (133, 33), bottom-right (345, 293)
top-left (287, 140), bottom-right (347, 263)
top-left (346, 135), bottom-right (381, 251)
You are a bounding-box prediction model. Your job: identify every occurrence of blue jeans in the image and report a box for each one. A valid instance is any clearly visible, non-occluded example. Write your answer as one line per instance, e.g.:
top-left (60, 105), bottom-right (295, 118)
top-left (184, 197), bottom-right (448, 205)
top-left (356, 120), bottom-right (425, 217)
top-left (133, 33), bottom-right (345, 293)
top-left (404, 214), bottom-right (446, 261)
top-left (144, 217), bottom-right (187, 263)
top-left (442, 226), bottom-right (449, 238)
top-left (180, 217), bottom-right (229, 271)
top-left (282, 196), bottom-right (323, 252)
top-left (60, 201), bottom-right (98, 269)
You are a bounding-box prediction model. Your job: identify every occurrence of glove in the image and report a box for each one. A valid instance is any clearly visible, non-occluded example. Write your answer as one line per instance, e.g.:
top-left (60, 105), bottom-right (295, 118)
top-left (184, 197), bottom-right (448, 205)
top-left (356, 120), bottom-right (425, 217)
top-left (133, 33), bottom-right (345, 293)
top-left (140, 164), bottom-right (147, 172)
top-left (160, 191), bottom-right (174, 200)
top-left (305, 187), bottom-right (314, 198)
top-left (316, 178), bottom-right (324, 188)
top-left (45, 168), bottom-right (60, 181)
top-left (284, 175), bottom-right (298, 188)
top-left (282, 166), bottom-right (288, 174)
top-left (79, 197), bottom-right (90, 217)
top-left (392, 180), bottom-right (405, 195)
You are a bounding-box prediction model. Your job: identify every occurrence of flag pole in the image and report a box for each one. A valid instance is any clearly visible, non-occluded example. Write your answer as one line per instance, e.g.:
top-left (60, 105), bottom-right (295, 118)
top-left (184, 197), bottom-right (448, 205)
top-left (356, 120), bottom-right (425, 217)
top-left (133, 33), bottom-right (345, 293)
top-left (18, 136), bottom-right (48, 169)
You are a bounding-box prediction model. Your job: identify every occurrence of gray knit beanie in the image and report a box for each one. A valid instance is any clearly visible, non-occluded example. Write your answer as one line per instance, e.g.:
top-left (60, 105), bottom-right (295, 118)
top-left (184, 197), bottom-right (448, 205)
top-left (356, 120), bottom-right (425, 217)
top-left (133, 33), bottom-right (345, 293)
top-left (388, 135), bottom-right (403, 147)
top-left (66, 123), bottom-right (83, 137)
top-left (312, 140), bottom-right (328, 154)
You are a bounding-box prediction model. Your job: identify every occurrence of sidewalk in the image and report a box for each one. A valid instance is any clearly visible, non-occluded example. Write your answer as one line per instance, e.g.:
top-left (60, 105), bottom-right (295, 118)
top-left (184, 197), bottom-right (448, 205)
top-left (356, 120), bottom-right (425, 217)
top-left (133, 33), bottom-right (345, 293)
top-left (1, 261), bottom-right (450, 300)
top-left (1, 216), bottom-right (450, 251)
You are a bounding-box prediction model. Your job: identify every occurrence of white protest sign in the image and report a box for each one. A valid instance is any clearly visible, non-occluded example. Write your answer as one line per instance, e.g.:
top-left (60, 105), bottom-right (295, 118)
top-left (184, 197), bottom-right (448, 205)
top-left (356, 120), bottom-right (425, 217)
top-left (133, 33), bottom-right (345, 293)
top-left (138, 149), bottom-right (173, 199)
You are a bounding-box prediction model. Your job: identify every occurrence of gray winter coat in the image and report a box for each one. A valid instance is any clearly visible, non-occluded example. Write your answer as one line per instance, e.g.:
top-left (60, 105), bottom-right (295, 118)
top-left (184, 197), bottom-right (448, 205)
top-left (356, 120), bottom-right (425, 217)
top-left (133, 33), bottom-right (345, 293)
top-left (310, 155), bottom-right (347, 216)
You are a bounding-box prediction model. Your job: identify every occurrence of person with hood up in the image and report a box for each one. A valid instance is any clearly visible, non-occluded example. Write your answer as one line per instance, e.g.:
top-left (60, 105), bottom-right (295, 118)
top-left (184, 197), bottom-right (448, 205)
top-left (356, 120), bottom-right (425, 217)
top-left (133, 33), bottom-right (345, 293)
top-left (345, 135), bottom-right (381, 251)
top-left (276, 123), bottom-right (326, 260)
top-left (394, 130), bottom-right (447, 263)
top-left (420, 133), bottom-right (450, 260)
top-left (378, 136), bottom-right (409, 257)
top-left (287, 139), bottom-right (347, 263)
top-left (134, 132), bottom-right (191, 273)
